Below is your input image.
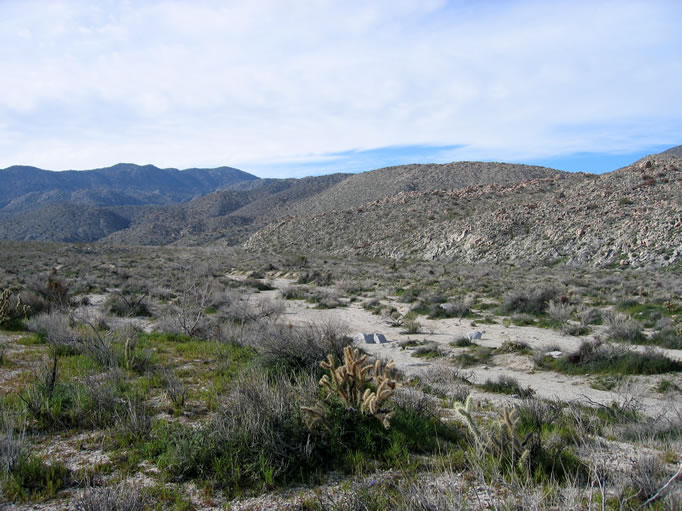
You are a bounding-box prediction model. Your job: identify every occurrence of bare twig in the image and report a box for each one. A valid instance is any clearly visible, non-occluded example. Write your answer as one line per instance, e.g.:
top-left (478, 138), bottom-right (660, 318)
top-left (637, 462), bottom-right (682, 509)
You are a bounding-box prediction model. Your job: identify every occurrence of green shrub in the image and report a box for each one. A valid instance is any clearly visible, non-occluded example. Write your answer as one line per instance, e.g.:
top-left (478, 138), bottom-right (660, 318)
top-left (480, 375), bottom-right (535, 398)
top-left (455, 396), bottom-right (585, 484)
top-left (537, 341), bottom-right (682, 375)
top-left (450, 336), bottom-right (472, 347)
top-left (2, 455), bottom-right (70, 502)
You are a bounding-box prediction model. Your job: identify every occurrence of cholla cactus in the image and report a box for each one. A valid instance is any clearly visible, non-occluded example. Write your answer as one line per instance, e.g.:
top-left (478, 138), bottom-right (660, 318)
top-left (302, 346), bottom-right (397, 429)
top-left (0, 288), bottom-right (29, 327)
top-left (454, 397), bottom-right (535, 475)
top-left (454, 394), bottom-right (481, 443)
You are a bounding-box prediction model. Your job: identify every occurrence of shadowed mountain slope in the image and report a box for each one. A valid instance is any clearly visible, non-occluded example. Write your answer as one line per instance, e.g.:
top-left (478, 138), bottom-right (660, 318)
top-left (0, 163), bottom-right (258, 214)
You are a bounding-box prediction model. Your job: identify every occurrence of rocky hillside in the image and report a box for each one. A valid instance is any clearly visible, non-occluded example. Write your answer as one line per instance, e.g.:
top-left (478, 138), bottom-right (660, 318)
top-left (99, 173), bottom-right (351, 246)
top-left (281, 161), bottom-right (563, 216)
top-left (662, 144), bottom-right (682, 158)
top-left (245, 155), bottom-right (682, 268)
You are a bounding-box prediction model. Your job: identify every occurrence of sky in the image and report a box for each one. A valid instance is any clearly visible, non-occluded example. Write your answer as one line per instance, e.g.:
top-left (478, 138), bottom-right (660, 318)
top-left (1, 0), bottom-right (681, 178)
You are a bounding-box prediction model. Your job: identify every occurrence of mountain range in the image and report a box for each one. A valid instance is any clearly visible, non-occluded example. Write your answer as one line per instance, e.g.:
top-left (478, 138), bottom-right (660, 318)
top-left (1, 147), bottom-right (680, 268)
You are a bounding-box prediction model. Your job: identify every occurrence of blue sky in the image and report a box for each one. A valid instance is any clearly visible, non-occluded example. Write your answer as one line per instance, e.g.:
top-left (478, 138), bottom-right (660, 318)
top-left (1, 0), bottom-right (681, 177)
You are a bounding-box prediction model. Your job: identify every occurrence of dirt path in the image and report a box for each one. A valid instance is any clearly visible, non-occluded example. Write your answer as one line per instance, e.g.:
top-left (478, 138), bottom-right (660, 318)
top-left (254, 278), bottom-right (682, 419)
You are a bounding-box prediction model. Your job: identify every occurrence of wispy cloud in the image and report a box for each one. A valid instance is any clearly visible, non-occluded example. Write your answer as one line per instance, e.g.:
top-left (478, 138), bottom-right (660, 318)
top-left (1, 0), bottom-right (680, 175)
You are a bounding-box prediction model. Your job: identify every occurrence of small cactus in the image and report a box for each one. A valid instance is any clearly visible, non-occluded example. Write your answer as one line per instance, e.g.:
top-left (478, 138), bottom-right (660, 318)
top-left (454, 397), bottom-right (537, 477)
top-left (302, 346), bottom-right (397, 430)
top-left (0, 288), bottom-right (29, 327)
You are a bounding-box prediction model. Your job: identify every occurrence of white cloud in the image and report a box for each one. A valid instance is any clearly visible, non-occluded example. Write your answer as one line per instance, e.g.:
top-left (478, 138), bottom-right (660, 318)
top-left (0, 0), bottom-right (680, 175)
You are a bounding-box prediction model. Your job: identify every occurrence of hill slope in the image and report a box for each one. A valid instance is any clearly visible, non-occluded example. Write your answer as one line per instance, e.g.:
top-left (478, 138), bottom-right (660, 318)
top-left (661, 145), bottom-right (682, 158)
top-left (282, 161), bottom-right (562, 216)
top-left (98, 173), bottom-right (351, 246)
top-left (245, 155), bottom-right (682, 268)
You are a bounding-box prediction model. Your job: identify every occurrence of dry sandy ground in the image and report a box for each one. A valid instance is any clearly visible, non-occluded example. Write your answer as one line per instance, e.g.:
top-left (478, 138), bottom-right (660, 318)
top-left (257, 278), bottom-right (682, 419)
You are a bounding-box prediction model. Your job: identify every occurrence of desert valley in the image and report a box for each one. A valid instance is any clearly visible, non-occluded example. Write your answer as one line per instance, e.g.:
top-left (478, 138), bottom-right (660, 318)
top-left (0, 147), bottom-right (681, 510)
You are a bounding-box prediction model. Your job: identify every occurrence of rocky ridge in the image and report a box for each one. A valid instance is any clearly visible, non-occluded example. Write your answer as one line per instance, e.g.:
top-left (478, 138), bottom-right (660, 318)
top-left (245, 155), bottom-right (682, 268)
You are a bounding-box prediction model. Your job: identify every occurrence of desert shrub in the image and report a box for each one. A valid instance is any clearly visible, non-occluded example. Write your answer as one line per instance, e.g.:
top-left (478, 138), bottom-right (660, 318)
top-left (452, 346), bottom-right (493, 368)
top-left (111, 397), bottom-right (152, 445)
top-left (450, 336), bottom-right (472, 347)
top-left (81, 369), bottom-right (129, 429)
top-left (19, 353), bottom-right (126, 431)
top-left (412, 344), bottom-right (443, 359)
top-left (579, 306), bottom-right (603, 326)
top-left (480, 375), bottom-right (535, 398)
top-left (397, 286), bottom-right (423, 304)
top-left (161, 277), bottom-right (216, 338)
top-left (362, 298), bottom-right (381, 312)
top-left (643, 327), bottom-right (682, 350)
top-left (605, 311), bottom-right (646, 343)
top-left (510, 313), bottom-right (537, 326)
top-left (253, 321), bottom-right (352, 373)
top-left (0, 412), bottom-right (26, 477)
top-left (27, 312), bottom-right (80, 355)
top-left (628, 455), bottom-right (673, 504)
top-left (308, 288), bottom-right (344, 309)
top-left (496, 340), bottom-right (531, 354)
top-left (548, 300), bottom-right (575, 333)
top-left (75, 320), bottom-right (124, 369)
top-left (336, 278), bottom-right (374, 295)
top-left (428, 298), bottom-right (472, 319)
top-left (281, 285), bottom-right (308, 300)
top-left (74, 481), bottom-right (148, 511)
top-left (148, 368), bottom-right (319, 491)
top-left (223, 295), bottom-right (285, 324)
top-left (25, 274), bottom-right (71, 312)
top-left (401, 316), bottom-right (422, 334)
top-left (537, 341), bottom-right (682, 375)
top-left (297, 270), bottom-right (333, 286)
top-left (391, 388), bottom-right (441, 419)
top-left (2, 454), bottom-right (70, 502)
top-left (104, 291), bottom-right (150, 318)
top-left (415, 366), bottom-right (472, 403)
top-left (160, 368), bottom-right (187, 409)
top-left (455, 396), bottom-right (585, 484)
top-left (502, 286), bottom-right (561, 315)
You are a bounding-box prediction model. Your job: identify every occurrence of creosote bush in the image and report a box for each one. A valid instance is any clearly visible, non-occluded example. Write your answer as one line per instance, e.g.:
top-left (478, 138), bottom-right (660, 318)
top-left (605, 311), bottom-right (645, 343)
top-left (502, 286), bottom-right (561, 316)
top-left (251, 320), bottom-right (352, 373)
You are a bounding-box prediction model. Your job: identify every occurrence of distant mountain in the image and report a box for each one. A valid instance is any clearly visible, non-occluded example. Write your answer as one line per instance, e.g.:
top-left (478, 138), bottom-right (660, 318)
top-left (0, 163), bottom-right (258, 214)
top-left (245, 155), bottom-right (682, 268)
